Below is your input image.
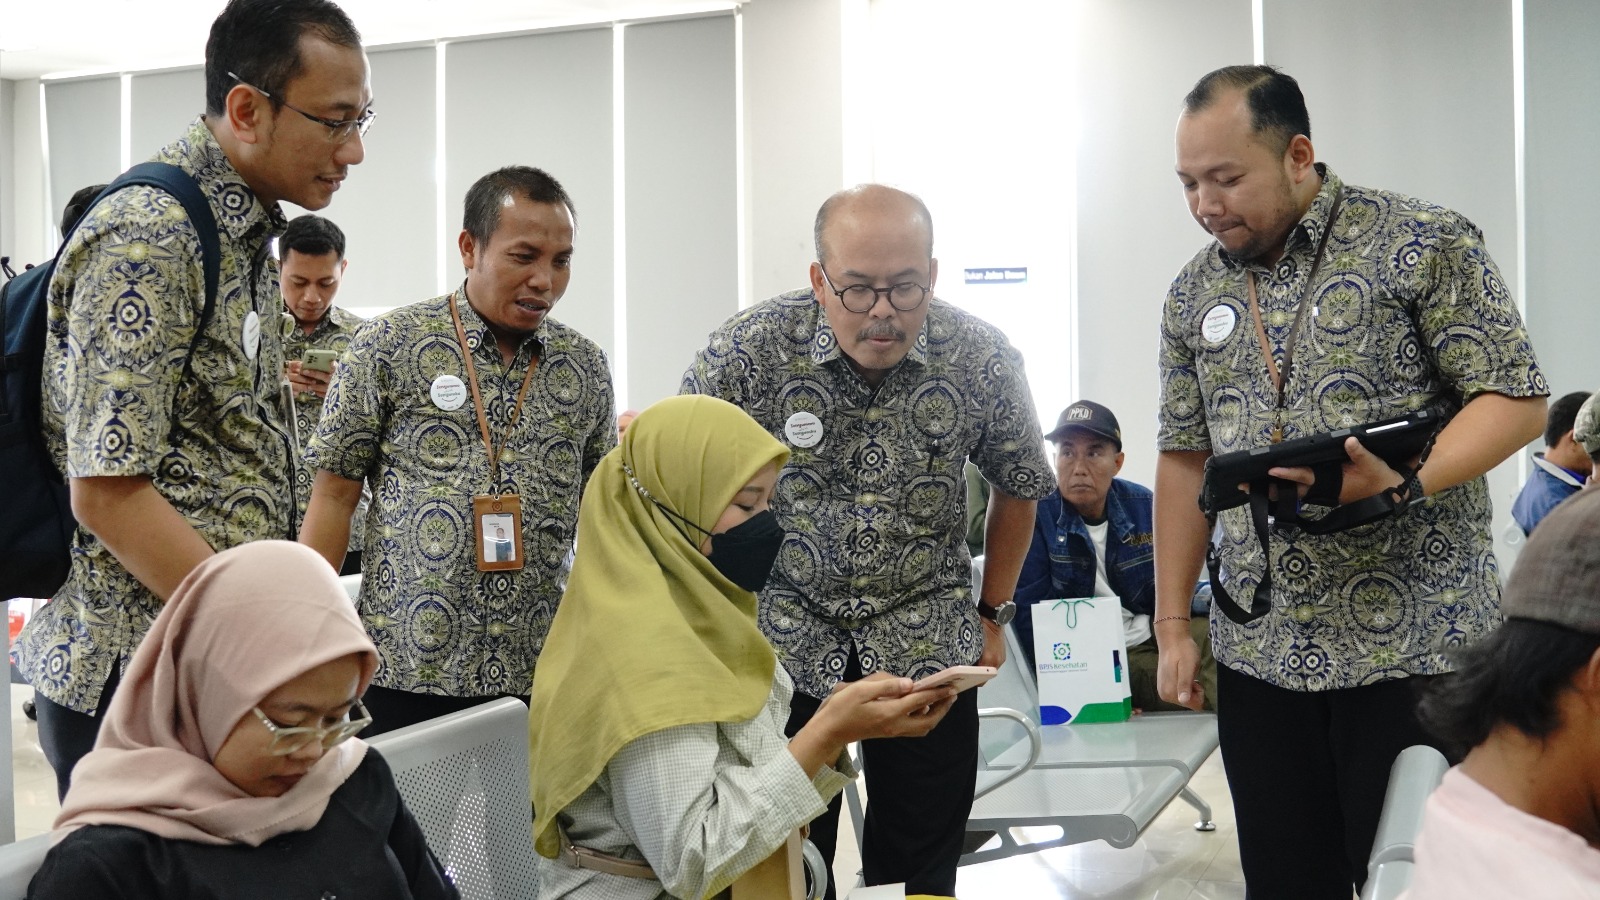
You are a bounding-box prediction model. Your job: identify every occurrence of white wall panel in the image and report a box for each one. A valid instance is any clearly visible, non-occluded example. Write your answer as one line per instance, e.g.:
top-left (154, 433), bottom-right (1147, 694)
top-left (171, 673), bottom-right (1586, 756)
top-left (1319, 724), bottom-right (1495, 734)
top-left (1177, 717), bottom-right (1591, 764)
top-left (1525, 0), bottom-right (1600, 401)
top-left (623, 15), bottom-right (738, 408)
top-left (44, 77), bottom-right (120, 231)
top-left (130, 67), bottom-right (204, 163)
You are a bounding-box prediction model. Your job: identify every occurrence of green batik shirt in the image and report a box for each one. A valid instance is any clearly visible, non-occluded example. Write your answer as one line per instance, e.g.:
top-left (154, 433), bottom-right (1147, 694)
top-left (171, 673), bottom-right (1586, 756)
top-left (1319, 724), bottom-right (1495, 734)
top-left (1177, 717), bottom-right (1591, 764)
top-left (682, 290), bottom-right (1056, 699)
top-left (284, 304), bottom-right (367, 548)
top-left (1158, 165), bottom-right (1548, 692)
top-left (307, 288), bottom-right (615, 696)
top-left (19, 118), bottom-right (294, 714)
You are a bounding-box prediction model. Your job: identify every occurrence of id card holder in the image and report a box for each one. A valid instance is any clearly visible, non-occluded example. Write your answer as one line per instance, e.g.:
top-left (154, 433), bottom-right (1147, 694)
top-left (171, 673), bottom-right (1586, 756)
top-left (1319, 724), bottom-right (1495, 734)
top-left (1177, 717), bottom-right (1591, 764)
top-left (473, 494), bottom-right (523, 572)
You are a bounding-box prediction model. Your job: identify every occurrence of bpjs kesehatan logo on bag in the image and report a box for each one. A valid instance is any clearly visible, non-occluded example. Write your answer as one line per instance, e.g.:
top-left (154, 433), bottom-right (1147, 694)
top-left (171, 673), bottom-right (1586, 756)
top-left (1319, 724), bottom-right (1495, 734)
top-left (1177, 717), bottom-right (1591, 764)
top-left (1053, 642), bottom-right (1071, 661)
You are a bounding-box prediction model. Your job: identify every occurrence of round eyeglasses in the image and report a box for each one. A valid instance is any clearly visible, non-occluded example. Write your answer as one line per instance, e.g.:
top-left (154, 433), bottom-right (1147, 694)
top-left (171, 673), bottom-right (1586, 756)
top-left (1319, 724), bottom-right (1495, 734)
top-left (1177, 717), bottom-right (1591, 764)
top-left (252, 700), bottom-right (372, 756)
top-left (228, 72), bottom-right (375, 144)
top-left (819, 267), bottom-right (930, 314)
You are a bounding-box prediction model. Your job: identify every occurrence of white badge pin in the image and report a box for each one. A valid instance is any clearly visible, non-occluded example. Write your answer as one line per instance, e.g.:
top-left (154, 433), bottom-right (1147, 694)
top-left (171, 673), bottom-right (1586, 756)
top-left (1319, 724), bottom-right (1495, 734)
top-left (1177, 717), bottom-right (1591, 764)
top-left (1201, 304), bottom-right (1237, 344)
top-left (784, 411), bottom-right (823, 448)
top-left (430, 374), bottom-right (467, 411)
top-left (241, 310), bottom-right (261, 360)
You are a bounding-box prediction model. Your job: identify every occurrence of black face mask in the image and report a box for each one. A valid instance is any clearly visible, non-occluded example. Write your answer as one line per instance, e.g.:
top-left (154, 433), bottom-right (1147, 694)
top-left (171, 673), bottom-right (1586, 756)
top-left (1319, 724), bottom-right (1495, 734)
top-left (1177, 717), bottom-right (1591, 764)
top-left (706, 510), bottom-right (784, 592)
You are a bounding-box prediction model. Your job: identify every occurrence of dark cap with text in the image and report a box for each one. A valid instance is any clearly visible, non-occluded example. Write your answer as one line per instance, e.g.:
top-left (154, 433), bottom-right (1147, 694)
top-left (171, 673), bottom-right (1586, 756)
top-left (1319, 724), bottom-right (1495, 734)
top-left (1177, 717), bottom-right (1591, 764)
top-left (1501, 487), bottom-right (1600, 635)
top-left (1043, 400), bottom-right (1121, 449)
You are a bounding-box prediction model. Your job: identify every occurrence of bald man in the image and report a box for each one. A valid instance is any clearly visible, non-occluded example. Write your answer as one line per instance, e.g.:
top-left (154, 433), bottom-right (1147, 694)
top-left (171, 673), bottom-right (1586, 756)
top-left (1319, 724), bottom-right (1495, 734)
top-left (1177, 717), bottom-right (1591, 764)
top-left (682, 184), bottom-right (1054, 897)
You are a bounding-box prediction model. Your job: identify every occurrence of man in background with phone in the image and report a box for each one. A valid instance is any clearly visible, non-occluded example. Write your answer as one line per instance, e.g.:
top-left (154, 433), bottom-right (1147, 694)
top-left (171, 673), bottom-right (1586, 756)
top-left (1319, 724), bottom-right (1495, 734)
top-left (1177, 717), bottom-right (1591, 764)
top-left (1155, 65), bottom-right (1547, 898)
top-left (280, 213), bottom-right (366, 574)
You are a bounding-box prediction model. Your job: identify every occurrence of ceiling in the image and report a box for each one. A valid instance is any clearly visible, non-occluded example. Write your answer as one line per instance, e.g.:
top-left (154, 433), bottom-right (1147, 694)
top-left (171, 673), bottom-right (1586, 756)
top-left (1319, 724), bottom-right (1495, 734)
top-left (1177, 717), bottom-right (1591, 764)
top-left (0, 0), bottom-right (741, 80)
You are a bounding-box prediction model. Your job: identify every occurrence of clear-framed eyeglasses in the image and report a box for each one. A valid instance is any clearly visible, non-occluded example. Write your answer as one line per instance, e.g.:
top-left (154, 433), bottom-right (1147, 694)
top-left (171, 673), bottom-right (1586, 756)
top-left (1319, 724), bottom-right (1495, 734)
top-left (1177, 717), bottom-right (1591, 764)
top-left (819, 267), bottom-right (930, 314)
top-left (227, 72), bottom-right (376, 144)
top-left (252, 700), bottom-right (372, 756)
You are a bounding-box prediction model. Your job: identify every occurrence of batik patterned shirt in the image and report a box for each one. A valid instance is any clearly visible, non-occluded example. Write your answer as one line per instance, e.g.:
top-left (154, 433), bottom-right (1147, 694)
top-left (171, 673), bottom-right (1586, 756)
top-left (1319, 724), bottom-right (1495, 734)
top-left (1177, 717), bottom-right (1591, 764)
top-left (285, 304), bottom-right (367, 547)
top-left (19, 118), bottom-right (294, 714)
top-left (308, 289), bottom-right (614, 696)
top-left (683, 290), bottom-right (1055, 698)
top-left (1158, 165), bottom-right (1547, 691)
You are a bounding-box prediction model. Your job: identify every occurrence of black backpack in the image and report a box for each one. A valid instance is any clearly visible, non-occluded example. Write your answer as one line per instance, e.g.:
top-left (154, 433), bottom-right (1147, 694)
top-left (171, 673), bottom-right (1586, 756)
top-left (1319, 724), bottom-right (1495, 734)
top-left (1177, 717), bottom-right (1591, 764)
top-left (0, 162), bottom-right (220, 601)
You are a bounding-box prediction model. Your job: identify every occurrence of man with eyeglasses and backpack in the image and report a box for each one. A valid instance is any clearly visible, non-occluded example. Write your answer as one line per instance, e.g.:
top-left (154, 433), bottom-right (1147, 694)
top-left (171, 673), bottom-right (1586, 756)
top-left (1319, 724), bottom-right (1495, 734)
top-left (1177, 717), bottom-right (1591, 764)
top-left (14, 0), bottom-right (373, 800)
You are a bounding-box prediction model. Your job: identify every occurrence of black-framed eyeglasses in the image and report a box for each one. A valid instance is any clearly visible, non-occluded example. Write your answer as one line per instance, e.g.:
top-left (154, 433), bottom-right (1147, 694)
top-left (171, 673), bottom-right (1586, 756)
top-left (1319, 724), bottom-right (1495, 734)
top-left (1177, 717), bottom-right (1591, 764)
top-left (228, 72), bottom-right (375, 144)
top-left (252, 700), bottom-right (372, 756)
top-left (818, 267), bottom-right (930, 314)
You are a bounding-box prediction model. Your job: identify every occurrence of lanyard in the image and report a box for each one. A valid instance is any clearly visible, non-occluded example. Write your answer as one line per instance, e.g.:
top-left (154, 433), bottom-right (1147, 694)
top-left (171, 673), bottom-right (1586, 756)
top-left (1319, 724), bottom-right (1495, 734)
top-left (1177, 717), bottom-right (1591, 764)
top-left (1244, 186), bottom-right (1343, 443)
top-left (449, 292), bottom-right (539, 490)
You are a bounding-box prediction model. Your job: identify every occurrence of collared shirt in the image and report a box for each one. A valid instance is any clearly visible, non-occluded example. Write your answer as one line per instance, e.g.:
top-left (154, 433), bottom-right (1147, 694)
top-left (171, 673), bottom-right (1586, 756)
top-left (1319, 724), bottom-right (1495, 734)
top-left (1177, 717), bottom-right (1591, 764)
top-left (1511, 452), bottom-right (1585, 536)
top-left (308, 289), bottom-right (614, 697)
top-left (285, 305), bottom-right (368, 546)
top-left (18, 117), bottom-right (293, 715)
top-left (1013, 480), bottom-right (1210, 673)
top-left (1158, 165), bottom-right (1547, 691)
top-left (537, 667), bottom-right (855, 900)
top-left (683, 289), bottom-right (1055, 698)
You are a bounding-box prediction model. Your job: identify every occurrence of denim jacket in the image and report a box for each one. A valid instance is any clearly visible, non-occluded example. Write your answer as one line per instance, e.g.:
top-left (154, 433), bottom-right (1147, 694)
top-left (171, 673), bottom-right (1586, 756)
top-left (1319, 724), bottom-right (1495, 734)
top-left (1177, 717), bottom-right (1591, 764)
top-left (1013, 479), bottom-right (1209, 668)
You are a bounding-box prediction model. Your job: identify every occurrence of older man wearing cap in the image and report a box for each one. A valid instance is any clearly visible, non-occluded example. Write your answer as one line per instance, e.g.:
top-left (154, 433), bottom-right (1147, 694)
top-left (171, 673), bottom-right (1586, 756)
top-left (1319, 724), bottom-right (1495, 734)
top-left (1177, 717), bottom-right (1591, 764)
top-left (1575, 391), bottom-right (1600, 485)
top-left (1015, 400), bottom-right (1217, 710)
top-left (1409, 487), bottom-right (1600, 897)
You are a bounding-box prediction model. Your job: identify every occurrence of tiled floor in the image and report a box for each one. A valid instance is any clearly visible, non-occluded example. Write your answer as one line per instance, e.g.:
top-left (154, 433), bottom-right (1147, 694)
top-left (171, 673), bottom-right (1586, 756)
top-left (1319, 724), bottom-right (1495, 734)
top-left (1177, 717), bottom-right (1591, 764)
top-left (7, 684), bottom-right (1243, 898)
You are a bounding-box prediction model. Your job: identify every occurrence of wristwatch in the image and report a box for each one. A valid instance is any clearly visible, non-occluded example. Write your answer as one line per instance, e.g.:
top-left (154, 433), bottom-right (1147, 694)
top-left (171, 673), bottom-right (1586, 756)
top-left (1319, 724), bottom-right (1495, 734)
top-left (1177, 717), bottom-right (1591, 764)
top-left (977, 599), bottom-right (1016, 626)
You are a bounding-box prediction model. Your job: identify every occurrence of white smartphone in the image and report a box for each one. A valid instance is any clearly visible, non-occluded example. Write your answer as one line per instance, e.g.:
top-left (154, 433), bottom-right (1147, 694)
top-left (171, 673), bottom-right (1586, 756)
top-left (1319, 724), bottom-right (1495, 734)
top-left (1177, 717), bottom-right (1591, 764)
top-left (910, 665), bottom-right (997, 694)
top-left (300, 349), bottom-right (339, 373)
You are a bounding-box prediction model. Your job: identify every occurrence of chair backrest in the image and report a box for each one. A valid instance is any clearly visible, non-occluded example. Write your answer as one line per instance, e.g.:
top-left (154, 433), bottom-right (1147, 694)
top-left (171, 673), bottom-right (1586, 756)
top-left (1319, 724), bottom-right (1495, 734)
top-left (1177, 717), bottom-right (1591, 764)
top-left (0, 834), bottom-right (53, 900)
top-left (367, 698), bottom-right (538, 900)
top-left (1367, 744), bottom-right (1449, 873)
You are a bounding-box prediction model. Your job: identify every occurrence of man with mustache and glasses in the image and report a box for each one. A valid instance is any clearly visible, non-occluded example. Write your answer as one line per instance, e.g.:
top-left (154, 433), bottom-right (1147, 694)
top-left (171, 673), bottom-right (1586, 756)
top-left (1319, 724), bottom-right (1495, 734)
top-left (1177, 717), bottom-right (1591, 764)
top-left (683, 184), bottom-right (1054, 898)
top-left (17, 0), bottom-right (372, 801)
top-left (301, 166), bottom-right (615, 736)
top-left (1156, 64), bottom-right (1547, 899)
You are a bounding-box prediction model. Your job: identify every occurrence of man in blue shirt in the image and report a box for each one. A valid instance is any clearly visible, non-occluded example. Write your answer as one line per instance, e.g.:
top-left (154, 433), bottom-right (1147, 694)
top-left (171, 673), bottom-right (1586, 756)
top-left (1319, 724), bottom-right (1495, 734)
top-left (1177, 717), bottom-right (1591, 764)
top-left (1015, 400), bottom-right (1216, 710)
top-left (1512, 390), bottom-right (1592, 535)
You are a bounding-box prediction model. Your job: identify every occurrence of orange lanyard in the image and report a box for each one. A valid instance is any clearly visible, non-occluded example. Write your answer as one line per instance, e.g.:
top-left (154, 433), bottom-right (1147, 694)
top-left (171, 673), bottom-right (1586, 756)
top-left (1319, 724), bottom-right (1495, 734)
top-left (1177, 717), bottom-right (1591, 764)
top-left (1243, 186), bottom-right (1343, 443)
top-left (449, 293), bottom-right (539, 490)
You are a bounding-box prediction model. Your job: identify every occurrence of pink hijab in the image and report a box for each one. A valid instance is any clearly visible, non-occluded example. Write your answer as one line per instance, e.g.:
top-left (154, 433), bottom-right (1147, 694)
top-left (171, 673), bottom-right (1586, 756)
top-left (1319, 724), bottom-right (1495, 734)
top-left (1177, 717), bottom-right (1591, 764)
top-left (55, 541), bottom-right (379, 846)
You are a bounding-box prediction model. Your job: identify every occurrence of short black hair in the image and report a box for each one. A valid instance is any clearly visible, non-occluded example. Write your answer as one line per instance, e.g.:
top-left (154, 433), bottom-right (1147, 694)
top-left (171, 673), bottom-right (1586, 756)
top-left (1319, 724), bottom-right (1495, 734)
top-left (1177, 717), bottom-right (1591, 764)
top-left (1184, 65), bottom-right (1311, 156)
top-left (60, 184), bottom-right (109, 237)
top-left (1546, 391), bottom-right (1592, 448)
top-left (1418, 619), bottom-right (1600, 759)
top-left (205, 0), bottom-right (362, 118)
top-left (279, 213), bottom-right (346, 260)
top-left (461, 166), bottom-right (576, 250)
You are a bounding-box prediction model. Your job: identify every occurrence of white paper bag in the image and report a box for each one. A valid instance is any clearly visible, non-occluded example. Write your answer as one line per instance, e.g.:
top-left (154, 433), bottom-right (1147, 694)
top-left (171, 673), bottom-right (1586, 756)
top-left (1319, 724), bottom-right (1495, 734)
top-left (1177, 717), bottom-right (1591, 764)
top-left (1032, 596), bottom-right (1133, 725)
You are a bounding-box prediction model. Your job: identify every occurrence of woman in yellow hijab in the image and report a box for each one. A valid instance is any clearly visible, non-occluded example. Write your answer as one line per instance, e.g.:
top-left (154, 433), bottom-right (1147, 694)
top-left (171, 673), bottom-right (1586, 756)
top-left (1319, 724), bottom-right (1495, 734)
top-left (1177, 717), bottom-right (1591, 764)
top-left (530, 395), bottom-right (957, 900)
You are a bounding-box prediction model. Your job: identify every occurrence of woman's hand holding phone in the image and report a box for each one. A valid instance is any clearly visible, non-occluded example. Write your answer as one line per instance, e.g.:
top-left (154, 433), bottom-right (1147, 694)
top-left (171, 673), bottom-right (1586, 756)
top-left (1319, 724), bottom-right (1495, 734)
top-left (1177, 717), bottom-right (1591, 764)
top-left (787, 672), bottom-right (957, 777)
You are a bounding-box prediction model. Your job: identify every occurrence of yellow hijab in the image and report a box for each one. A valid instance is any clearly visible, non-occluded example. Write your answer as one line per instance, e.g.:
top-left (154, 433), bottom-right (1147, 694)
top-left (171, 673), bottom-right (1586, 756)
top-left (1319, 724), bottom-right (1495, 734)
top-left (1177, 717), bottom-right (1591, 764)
top-left (529, 395), bottom-right (790, 858)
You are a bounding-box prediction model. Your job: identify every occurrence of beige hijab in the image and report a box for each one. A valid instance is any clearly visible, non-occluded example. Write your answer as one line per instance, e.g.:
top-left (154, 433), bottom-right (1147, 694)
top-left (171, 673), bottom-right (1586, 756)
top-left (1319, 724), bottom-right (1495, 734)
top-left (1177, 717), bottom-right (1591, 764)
top-left (55, 540), bottom-right (379, 846)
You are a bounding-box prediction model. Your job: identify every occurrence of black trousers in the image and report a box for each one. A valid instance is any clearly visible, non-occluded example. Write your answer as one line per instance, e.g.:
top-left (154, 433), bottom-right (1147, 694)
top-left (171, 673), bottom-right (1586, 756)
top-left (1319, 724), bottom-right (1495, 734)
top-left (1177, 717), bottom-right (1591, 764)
top-left (784, 657), bottom-right (980, 899)
top-left (359, 684), bottom-right (527, 738)
top-left (36, 663), bottom-right (123, 802)
top-left (1216, 664), bottom-right (1447, 900)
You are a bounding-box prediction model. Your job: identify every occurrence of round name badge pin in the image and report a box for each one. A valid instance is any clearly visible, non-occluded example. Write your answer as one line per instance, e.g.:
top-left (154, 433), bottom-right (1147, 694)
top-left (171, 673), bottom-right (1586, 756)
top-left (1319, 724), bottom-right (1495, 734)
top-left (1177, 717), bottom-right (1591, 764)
top-left (430, 374), bottom-right (467, 411)
top-left (241, 310), bottom-right (261, 360)
top-left (784, 411), bottom-right (823, 448)
top-left (1201, 304), bottom-right (1237, 344)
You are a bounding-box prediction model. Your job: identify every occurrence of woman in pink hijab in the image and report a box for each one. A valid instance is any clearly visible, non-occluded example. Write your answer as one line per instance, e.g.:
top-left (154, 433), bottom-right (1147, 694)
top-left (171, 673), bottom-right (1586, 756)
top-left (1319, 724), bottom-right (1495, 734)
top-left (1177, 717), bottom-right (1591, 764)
top-left (27, 541), bottom-right (458, 899)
